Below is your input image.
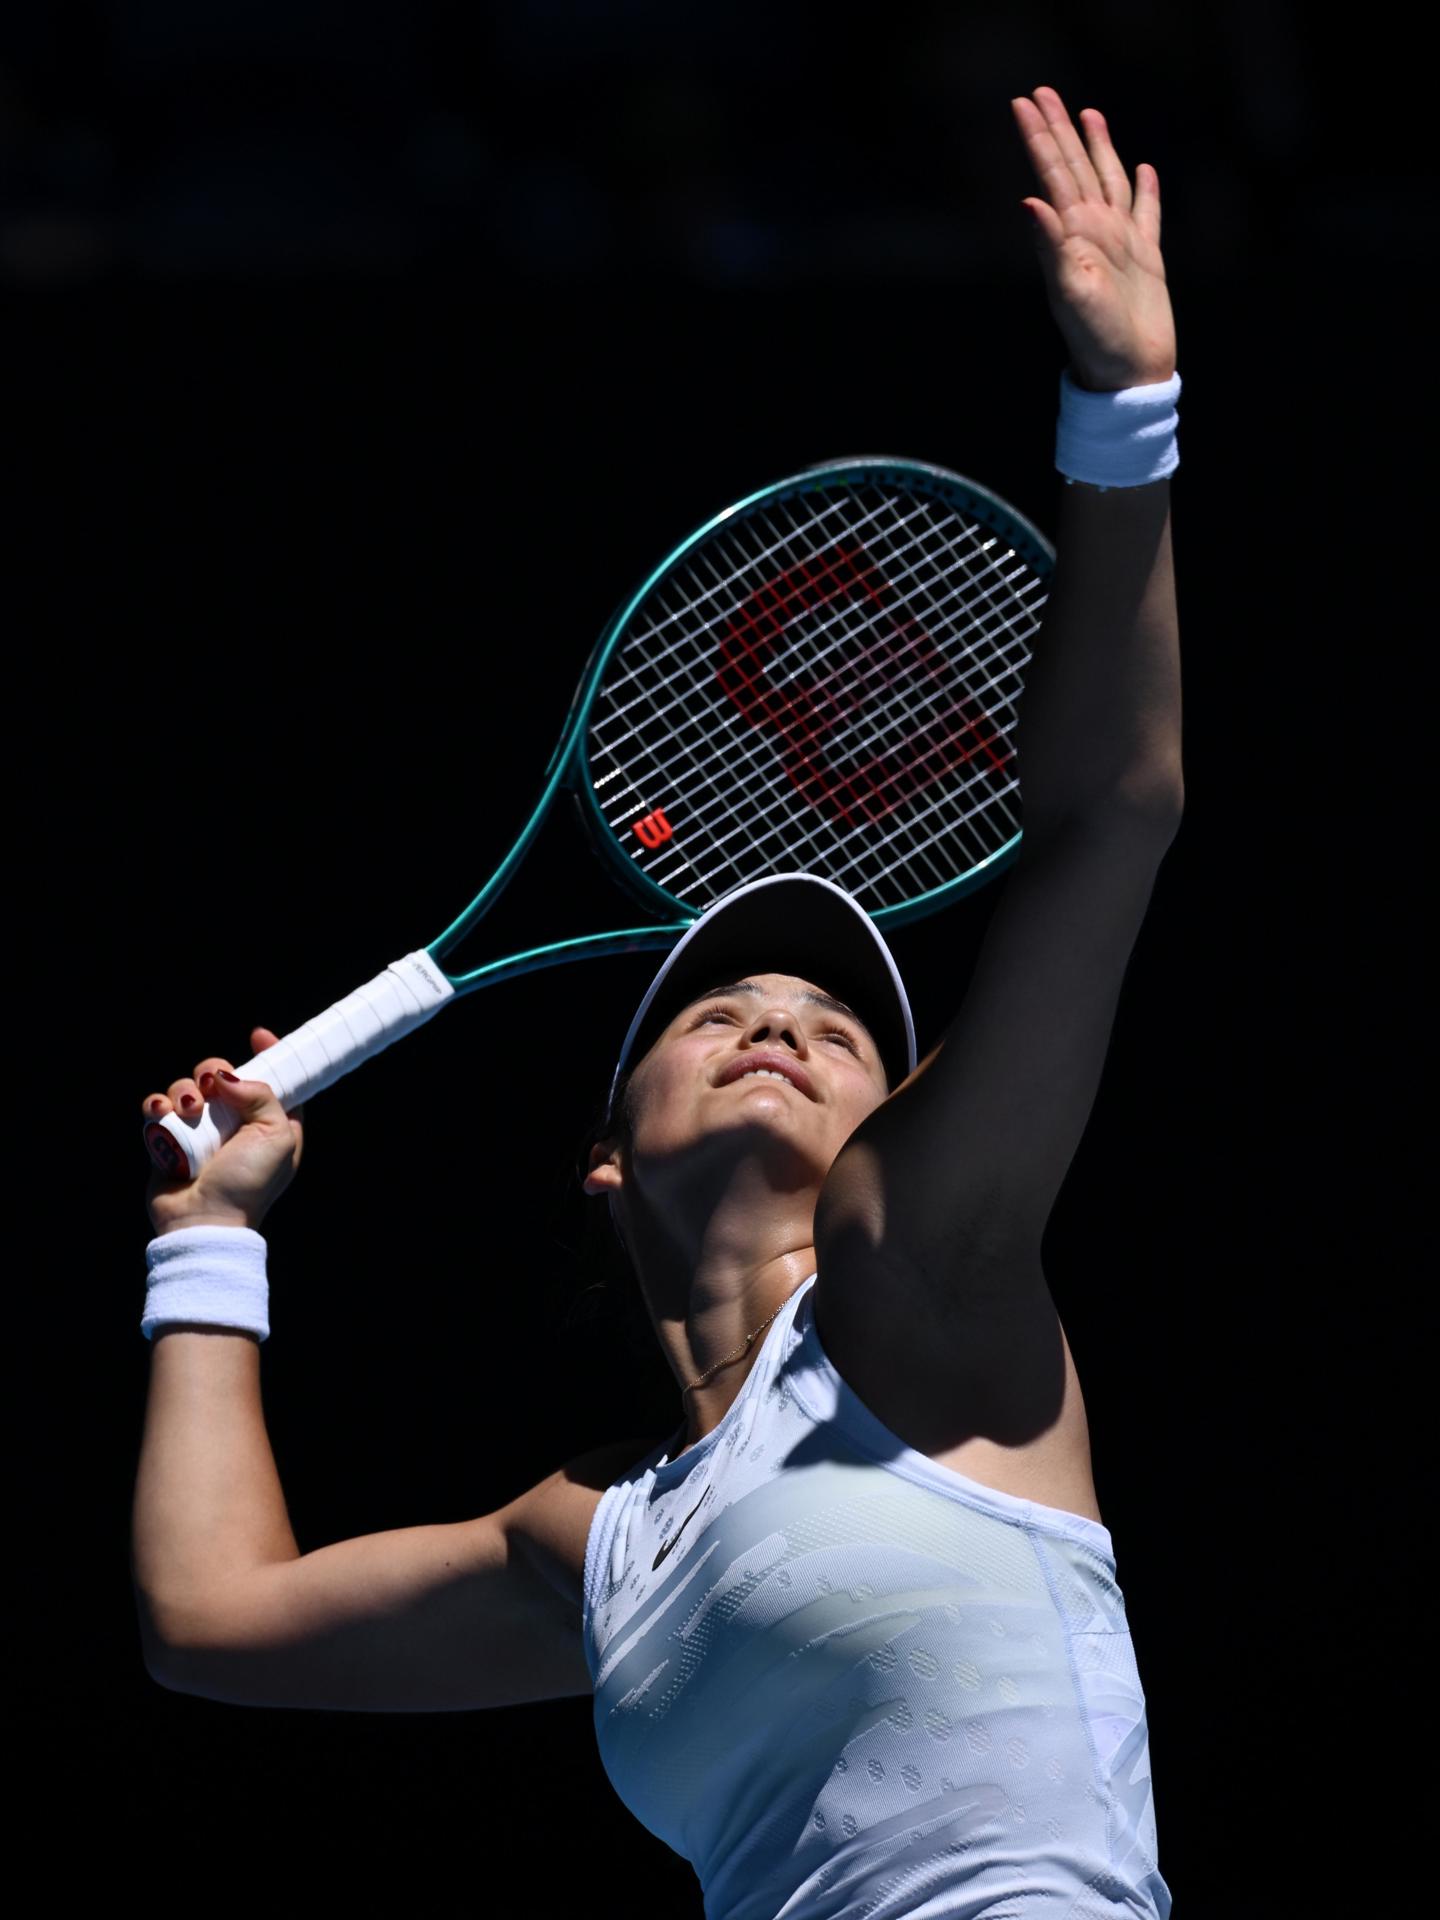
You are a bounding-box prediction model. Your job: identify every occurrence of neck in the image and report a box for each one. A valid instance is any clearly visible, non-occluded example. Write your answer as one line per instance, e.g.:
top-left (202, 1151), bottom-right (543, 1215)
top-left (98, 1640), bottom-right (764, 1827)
top-left (627, 1156), bottom-right (820, 1452)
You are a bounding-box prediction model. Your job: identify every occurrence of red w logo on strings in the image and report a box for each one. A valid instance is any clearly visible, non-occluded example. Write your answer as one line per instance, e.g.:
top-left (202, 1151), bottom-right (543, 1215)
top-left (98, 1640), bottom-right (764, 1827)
top-left (715, 543), bottom-right (1011, 828)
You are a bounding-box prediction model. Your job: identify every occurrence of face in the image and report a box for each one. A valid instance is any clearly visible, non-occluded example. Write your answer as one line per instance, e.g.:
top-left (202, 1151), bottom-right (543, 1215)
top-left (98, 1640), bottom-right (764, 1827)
top-left (588, 972), bottom-right (890, 1213)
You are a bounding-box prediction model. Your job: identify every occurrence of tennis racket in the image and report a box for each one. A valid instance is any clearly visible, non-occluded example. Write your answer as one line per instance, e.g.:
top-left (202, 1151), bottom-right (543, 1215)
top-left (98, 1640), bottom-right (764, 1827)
top-left (144, 454), bottom-right (1055, 1182)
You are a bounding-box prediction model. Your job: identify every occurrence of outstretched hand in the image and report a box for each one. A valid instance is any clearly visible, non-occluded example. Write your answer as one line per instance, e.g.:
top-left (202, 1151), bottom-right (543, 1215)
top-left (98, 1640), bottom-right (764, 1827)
top-left (1011, 86), bottom-right (1177, 394)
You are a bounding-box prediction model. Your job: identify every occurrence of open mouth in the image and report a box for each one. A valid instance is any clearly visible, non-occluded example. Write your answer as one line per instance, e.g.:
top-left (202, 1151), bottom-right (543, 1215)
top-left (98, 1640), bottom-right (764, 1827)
top-left (715, 1054), bottom-right (815, 1098)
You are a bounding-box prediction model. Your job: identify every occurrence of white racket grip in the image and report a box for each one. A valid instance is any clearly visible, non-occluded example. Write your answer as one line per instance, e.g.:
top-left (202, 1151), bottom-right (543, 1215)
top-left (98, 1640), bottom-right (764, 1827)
top-left (143, 951), bottom-right (456, 1183)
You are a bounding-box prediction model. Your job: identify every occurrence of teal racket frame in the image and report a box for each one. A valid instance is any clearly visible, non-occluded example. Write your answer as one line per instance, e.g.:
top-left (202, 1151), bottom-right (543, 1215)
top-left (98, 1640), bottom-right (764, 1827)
top-left (428, 456), bottom-right (1055, 995)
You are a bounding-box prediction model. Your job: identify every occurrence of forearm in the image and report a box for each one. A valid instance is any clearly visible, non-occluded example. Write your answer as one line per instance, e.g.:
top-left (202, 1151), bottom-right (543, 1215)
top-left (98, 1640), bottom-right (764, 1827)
top-left (1016, 475), bottom-right (1181, 836)
top-left (131, 1326), bottom-right (301, 1657)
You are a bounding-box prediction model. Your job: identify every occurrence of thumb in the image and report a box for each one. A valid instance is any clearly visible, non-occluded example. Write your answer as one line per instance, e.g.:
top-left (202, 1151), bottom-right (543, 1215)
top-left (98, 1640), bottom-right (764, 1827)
top-left (247, 1031), bottom-right (305, 1126)
top-left (1021, 197), bottom-right (1063, 251)
top-left (205, 1065), bottom-right (285, 1121)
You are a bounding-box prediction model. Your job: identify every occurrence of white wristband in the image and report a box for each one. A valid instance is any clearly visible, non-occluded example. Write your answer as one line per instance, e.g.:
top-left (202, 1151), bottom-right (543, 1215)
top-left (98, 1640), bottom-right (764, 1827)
top-left (142, 1225), bottom-right (270, 1342)
top-left (1055, 368), bottom-right (1181, 490)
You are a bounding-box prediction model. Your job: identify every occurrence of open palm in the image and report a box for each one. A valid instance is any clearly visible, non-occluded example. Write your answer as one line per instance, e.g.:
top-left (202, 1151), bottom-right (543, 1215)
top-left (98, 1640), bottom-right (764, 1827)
top-left (1011, 87), bottom-right (1176, 393)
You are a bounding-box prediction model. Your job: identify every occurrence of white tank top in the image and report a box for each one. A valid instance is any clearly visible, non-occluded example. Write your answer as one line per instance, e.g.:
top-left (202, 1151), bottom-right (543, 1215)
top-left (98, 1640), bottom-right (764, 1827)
top-left (582, 1275), bottom-right (1171, 1920)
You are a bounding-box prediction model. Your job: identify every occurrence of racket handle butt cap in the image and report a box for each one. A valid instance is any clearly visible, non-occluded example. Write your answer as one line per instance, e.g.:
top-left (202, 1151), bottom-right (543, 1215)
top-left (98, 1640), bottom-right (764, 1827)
top-left (144, 1102), bottom-right (238, 1183)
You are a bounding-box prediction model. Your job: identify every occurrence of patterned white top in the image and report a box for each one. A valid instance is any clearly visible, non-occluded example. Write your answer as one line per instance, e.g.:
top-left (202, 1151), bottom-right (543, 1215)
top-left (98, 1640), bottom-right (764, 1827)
top-left (583, 1275), bottom-right (1171, 1919)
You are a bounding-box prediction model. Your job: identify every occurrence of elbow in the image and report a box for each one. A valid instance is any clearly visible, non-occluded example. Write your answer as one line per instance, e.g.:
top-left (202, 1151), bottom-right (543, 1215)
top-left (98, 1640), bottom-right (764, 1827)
top-left (133, 1583), bottom-right (188, 1694)
top-left (1111, 765), bottom-right (1184, 835)
top-left (140, 1635), bottom-right (189, 1693)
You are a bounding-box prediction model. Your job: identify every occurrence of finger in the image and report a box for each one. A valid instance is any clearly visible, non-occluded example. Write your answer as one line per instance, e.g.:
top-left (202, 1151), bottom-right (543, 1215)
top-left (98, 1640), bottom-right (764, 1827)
top-left (1010, 94), bottom-right (1084, 214)
top-left (166, 1074), bottom-right (204, 1118)
top-left (252, 1027), bottom-right (281, 1052)
top-left (1021, 195), bottom-right (1067, 258)
top-left (1133, 161), bottom-right (1161, 247)
top-left (1076, 106), bottom-right (1132, 212)
top-left (1032, 86), bottom-right (1106, 205)
top-left (203, 1065), bottom-right (288, 1127)
top-left (192, 1055), bottom-right (238, 1089)
top-left (142, 1091), bottom-right (173, 1120)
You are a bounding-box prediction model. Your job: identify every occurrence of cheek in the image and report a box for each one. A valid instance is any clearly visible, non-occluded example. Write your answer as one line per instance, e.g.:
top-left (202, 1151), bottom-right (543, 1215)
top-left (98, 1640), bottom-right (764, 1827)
top-left (627, 1060), bottom-right (691, 1146)
top-left (841, 1079), bottom-right (888, 1132)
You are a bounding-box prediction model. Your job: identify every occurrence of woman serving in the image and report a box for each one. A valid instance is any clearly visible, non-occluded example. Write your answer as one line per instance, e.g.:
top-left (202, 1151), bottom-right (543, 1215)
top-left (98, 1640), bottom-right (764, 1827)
top-left (133, 85), bottom-right (1179, 1918)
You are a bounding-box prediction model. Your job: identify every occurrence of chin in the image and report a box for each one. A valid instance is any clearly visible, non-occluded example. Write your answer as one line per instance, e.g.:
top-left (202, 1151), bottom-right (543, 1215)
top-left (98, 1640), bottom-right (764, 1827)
top-left (721, 1111), bottom-right (831, 1166)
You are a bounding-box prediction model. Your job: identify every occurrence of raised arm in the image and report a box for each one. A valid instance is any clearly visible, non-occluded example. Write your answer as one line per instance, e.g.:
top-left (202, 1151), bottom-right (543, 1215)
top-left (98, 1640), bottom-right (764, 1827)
top-left (815, 88), bottom-right (1184, 1390)
top-left (1011, 84), bottom-right (1180, 826)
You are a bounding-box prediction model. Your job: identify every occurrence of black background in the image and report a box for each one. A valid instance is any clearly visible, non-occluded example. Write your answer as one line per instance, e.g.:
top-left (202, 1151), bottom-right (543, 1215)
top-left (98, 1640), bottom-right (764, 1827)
top-left (10, 5), bottom-right (1425, 1913)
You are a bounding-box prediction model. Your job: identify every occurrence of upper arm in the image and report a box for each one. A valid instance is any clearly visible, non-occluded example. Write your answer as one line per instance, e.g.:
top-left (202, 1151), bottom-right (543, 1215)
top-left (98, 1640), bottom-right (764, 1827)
top-left (150, 1438), bottom-right (653, 1714)
top-left (815, 799), bottom-right (1181, 1296)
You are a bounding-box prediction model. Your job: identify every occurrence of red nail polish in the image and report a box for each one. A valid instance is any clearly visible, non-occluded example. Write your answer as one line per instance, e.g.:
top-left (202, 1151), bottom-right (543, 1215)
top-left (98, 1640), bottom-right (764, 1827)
top-left (218, 1070), bottom-right (239, 1082)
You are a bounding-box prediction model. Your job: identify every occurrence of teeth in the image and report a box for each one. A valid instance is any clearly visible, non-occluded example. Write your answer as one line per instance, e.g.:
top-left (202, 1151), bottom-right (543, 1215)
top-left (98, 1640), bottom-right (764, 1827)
top-left (739, 1069), bottom-right (790, 1084)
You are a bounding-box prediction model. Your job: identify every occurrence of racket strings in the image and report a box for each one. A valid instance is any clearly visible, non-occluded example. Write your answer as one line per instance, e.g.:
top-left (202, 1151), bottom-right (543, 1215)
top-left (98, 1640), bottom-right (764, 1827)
top-left (614, 493), bottom-right (1034, 798)
top-left (595, 488), bottom-right (1036, 906)
top-left (629, 487), bottom-right (1036, 748)
top-left (585, 477), bottom-right (1047, 913)
top-left (619, 490), bottom-right (1036, 882)
top-left (695, 522), bottom-right (1013, 887)
top-left (596, 488), bottom-right (926, 747)
top-left (697, 501), bottom-right (1026, 891)
top-left (612, 518), bottom-right (1028, 847)
top-left (588, 500), bottom-right (952, 885)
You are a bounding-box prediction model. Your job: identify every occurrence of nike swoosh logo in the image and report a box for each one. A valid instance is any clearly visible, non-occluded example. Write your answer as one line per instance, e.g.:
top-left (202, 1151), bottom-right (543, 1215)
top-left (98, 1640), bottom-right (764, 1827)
top-left (653, 1489), bottom-right (709, 1569)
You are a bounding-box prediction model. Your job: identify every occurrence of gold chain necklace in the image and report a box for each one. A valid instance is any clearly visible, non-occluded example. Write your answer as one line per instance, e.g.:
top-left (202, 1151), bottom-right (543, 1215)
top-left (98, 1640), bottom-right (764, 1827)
top-left (680, 1290), bottom-right (795, 1396)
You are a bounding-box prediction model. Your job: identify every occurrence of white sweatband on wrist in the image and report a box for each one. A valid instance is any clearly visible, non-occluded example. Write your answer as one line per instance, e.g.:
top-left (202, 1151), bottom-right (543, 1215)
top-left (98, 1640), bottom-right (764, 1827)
top-left (1055, 368), bottom-right (1181, 490)
top-left (142, 1225), bottom-right (270, 1342)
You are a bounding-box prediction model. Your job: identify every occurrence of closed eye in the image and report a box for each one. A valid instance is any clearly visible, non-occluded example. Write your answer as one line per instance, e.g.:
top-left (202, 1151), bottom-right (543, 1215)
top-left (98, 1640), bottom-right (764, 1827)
top-left (694, 1003), bottom-right (860, 1055)
top-left (695, 1006), bottom-right (864, 1052)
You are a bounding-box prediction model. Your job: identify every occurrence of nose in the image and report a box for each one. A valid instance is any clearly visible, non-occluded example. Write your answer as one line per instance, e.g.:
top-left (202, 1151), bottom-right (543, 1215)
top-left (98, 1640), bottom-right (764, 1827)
top-left (742, 1001), bottom-right (809, 1055)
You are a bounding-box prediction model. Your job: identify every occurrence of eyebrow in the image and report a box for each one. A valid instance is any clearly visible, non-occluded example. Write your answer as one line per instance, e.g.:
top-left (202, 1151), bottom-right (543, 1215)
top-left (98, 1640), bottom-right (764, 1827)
top-left (688, 980), bottom-right (872, 1038)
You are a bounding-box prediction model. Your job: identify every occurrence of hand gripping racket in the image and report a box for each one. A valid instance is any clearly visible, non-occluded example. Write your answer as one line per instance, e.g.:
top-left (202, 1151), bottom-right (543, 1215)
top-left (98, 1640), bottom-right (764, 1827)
top-left (144, 455), bottom-right (1055, 1182)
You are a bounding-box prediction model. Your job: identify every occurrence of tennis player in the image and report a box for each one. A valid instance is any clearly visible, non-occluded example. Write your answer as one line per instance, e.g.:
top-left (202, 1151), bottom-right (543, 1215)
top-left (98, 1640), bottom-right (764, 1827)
top-left (133, 84), bottom-right (1180, 1918)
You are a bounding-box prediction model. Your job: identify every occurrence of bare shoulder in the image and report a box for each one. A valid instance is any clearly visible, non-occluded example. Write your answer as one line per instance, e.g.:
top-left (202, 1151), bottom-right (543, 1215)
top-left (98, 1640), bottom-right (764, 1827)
top-left (501, 1432), bottom-right (666, 1615)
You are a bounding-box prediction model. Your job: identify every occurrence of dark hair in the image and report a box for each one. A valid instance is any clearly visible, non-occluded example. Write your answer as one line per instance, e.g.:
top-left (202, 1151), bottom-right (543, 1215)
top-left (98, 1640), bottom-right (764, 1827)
top-left (561, 1067), bottom-right (662, 1366)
